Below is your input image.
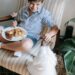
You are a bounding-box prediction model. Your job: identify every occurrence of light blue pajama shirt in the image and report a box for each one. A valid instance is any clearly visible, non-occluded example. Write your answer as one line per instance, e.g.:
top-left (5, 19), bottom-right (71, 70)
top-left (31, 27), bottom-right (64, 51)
top-left (17, 6), bottom-right (54, 43)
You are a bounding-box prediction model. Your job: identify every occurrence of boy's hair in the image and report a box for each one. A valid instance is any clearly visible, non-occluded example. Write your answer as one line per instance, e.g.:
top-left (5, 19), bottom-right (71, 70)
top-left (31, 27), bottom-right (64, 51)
top-left (28, 0), bottom-right (44, 3)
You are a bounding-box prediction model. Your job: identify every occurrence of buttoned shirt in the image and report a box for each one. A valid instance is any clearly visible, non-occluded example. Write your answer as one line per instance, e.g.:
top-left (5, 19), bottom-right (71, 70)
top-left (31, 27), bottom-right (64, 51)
top-left (17, 6), bottom-right (54, 40)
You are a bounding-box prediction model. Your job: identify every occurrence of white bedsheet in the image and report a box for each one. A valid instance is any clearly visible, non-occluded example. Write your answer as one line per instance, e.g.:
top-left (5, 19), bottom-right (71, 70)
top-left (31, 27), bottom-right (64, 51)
top-left (27, 46), bottom-right (57, 75)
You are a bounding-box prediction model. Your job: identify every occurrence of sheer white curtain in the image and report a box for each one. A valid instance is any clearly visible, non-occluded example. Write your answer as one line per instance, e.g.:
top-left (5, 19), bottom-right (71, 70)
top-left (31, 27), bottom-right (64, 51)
top-left (20, 0), bottom-right (65, 28)
top-left (43, 0), bottom-right (65, 27)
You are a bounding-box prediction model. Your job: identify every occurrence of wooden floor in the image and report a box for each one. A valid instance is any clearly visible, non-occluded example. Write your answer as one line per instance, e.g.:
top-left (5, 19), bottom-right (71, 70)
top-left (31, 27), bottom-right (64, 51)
top-left (56, 54), bottom-right (66, 75)
top-left (54, 37), bottom-right (66, 75)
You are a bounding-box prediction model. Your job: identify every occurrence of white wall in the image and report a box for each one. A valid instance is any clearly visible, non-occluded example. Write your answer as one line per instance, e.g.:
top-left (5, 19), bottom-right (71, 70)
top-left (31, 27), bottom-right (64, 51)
top-left (60, 0), bottom-right (75, 36)
top-left (0, 0), bottom-right (20, 17)
top-left (0, 0), bottom-right (21, 25)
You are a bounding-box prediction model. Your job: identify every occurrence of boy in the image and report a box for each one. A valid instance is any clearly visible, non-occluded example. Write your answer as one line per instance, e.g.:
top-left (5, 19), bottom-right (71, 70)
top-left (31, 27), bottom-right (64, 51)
top-left (0, 0), bottom-right (58, 52)
top-left (0, 0), bottom-right (58, 75)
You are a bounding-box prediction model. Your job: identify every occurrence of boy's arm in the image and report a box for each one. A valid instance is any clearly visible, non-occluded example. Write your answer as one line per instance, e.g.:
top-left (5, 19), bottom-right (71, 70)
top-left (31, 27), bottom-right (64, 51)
top-left (49, 25), bottom-right (59, 37)
top-left (10, 12), bottom-right (21, 24)
top-left (42, 25), bottom-right (59, 42)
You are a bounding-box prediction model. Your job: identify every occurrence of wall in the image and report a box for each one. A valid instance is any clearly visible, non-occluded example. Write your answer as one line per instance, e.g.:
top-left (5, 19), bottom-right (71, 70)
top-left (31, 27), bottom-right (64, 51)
top-left (0, 0), bottom-right (20, 25)
top-left (0, 0), bottom-right (21, 17)
top-left (60, 0), bottom-right (75, 36)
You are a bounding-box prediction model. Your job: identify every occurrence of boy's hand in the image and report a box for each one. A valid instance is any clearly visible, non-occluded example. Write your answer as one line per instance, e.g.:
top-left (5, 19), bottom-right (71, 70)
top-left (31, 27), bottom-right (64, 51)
top-left (44, 33), bottom-right (52, 42)
top-left (10, 12), bottom-right (17, 17)
top-left (44, 31), bottom-right (56, 42)
top-left (11, 20), bottom-right (17, 27)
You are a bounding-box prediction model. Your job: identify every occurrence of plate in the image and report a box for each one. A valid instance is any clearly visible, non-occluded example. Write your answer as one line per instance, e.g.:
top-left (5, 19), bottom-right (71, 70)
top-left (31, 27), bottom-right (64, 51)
top-left (1, 27), bottom-right (27, 41)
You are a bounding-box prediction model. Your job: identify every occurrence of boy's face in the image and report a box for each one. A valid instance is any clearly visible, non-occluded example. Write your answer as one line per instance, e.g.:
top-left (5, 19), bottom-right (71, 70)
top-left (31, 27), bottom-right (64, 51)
top-left (28, 1), bottom-right (42, 12)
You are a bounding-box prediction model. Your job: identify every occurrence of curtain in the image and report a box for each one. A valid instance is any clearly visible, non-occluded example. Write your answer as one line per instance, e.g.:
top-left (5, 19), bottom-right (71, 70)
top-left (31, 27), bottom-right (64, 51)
top-left (43, 0), bottom-right (65, 27)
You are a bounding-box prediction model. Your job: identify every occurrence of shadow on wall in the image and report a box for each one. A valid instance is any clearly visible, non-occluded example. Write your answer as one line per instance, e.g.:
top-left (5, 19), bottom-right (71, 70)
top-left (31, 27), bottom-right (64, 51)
top-left (60, 0), bottom-right (75, 36)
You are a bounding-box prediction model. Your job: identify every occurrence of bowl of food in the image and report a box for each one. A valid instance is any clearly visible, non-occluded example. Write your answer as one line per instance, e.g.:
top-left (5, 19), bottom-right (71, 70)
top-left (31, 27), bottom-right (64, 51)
top-left (1, 27), bottom-right (27, 41)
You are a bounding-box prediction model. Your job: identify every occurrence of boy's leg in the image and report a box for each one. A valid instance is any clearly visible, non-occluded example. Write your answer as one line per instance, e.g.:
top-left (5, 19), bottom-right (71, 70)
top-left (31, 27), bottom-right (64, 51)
top-left (0, 26), bottom-right (37, 52)
top-left (1, 38), bottom-right (34, 52)
top-left (0, 25), bottom-right (34, 51)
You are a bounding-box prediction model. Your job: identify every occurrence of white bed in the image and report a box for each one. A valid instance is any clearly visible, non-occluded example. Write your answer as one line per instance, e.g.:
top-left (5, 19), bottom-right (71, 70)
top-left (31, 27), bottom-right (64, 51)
top-left (0, 40), bottom-right (57, 75)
